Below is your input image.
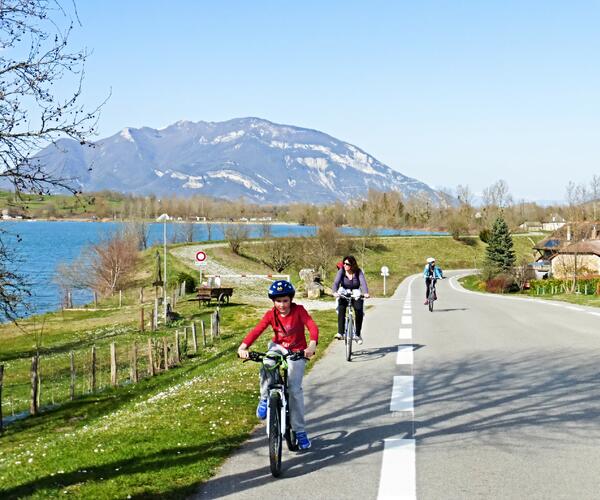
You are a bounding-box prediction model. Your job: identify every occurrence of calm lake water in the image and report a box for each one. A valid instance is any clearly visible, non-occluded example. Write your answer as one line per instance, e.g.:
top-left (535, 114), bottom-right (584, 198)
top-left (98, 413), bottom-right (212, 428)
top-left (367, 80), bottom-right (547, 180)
top-left (0, 220), bottom-right (446, 318)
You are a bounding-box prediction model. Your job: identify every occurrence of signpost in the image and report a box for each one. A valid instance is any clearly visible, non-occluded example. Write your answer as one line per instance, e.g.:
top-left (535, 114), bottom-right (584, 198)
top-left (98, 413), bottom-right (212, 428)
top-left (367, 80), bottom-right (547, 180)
top-left (195, 250), bottom-right (208, 284)
top-left (380, 265), bottom-right (390, 296)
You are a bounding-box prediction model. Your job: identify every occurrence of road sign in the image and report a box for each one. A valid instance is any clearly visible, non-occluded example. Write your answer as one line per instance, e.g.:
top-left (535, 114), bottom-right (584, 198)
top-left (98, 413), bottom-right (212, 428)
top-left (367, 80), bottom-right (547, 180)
top-left (196, 251), bottom-right (207, 262)
top-left (380, 266), bottom-right (389, 276)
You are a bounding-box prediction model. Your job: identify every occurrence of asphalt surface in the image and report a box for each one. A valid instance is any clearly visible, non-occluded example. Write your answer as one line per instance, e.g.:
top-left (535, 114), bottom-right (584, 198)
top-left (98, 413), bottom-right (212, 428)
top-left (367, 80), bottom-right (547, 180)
top-left (195, 271), bottom-right (600, 499)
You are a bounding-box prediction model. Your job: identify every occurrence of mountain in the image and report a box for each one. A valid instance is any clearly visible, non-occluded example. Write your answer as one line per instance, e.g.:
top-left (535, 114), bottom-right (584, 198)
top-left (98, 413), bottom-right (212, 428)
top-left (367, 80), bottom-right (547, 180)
top-left (32, 117), bottom-right (443, 204)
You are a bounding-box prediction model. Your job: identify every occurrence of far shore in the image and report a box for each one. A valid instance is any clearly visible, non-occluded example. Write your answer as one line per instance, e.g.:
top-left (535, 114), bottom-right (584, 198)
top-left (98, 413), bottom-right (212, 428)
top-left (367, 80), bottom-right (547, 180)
top-left (0, 217), bottom-right (303, 225)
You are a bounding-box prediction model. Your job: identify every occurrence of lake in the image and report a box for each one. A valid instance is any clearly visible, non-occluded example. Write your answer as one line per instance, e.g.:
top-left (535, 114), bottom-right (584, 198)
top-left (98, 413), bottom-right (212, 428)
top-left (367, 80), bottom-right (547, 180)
top-left (0, 220), bottom-right (446, 317)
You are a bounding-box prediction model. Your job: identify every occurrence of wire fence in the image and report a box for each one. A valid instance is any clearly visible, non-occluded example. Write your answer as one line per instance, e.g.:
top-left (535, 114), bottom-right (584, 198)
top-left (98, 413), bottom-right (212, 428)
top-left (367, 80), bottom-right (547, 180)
top-left (0, 310), bottom-right (221, 432)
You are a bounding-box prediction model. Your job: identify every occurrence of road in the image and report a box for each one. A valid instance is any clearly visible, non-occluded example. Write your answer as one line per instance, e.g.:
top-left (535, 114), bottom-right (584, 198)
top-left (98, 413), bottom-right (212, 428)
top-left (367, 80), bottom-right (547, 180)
top-left (195, 271), bottom-right (600, 499)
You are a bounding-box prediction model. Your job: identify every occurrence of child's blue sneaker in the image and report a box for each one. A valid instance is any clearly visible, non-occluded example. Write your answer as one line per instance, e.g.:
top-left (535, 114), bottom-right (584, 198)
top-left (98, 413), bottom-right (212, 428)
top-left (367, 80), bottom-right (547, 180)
top-left (256, 398), bottom-right (268, 419)
top-left (296, 431), bottom-right (311, 450)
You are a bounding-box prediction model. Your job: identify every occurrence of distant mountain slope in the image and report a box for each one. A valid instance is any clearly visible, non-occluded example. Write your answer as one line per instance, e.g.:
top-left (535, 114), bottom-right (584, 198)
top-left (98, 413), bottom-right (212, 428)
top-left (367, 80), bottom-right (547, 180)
top-left (32, 117), bottom-right (443, 204)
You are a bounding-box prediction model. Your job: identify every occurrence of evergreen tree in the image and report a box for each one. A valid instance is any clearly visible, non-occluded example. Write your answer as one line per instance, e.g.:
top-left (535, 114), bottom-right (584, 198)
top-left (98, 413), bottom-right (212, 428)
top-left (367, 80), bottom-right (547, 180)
top-left (485, 216), bottom-right (516, 274)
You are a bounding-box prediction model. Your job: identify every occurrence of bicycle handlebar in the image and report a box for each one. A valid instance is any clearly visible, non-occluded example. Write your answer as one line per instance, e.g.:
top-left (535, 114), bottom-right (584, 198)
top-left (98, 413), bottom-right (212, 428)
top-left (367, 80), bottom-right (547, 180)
top-left (241, 350), bottom-right (307, 362)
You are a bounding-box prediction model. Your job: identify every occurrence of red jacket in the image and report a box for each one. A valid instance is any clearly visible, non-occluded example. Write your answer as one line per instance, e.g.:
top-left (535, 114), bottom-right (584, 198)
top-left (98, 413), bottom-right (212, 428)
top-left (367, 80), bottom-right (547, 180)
top-left (242, 303), bottom-right (319, 351)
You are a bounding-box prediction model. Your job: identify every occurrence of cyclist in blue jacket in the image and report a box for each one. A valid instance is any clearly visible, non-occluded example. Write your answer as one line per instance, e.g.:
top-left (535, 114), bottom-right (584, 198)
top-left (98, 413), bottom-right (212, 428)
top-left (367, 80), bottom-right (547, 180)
top-left (423, 257), bottom-right (443, 305)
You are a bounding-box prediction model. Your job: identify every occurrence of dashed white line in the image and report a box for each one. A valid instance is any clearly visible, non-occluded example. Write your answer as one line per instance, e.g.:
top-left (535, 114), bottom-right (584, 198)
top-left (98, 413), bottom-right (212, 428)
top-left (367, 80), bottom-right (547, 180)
top-left (401, 316), bottom-right (412, 325)
top-left (377, 438), bottom-right (416, 500)
top-left (390, 375), bottom-right (414, 412)
top-left (396, 345), bottom-right (414, 365)
top-left (399, 328), bottom-right (412, 339)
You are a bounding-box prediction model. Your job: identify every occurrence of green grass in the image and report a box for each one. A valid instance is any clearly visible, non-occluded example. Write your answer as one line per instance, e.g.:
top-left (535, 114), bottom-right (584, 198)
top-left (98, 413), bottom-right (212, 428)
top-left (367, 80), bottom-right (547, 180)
top-left (0, 303), bottom-right (338, 498)
top-left (458, 274), bottom-right (600, 308)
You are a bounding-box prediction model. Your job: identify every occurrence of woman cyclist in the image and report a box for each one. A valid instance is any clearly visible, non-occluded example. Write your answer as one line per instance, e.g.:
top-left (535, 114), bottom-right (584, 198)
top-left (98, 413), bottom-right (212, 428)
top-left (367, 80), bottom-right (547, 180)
top-left (423, 257), bottom-right (444, 304)
top-left (237, 280), bottom-right (318, 450)
top-left (332, 255), bottom-right (370, 344)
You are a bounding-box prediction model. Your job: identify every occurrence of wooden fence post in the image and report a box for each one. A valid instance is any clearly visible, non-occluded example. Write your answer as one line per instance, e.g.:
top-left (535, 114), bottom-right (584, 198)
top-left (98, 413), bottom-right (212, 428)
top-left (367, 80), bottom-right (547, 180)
top-left (30, 356), bottom-right (39, 415)
top-left (0, 364), bottom-right (4, 433)
top-left (110, 343), bottom-right (117, 387)
top-left (91, 345), bottom-right (97, 392)
top-left (163, 337), bottom-right (169, 371)
top-left (154, 298), bottom-right (159, 329)
top-left (131, 342), bottom-right (138, 383)
top-left (147, 338), bottom-right (155, 376)
top-left (174, 332), bottom-right (180, 365)
top-left (191, 323), bottom-right (198, 353)
top-left (216, 307), bottom-right (220, 337)
top-left (201, 319), bottom-right (207, 347)
top-left (210, 314), bottom-right (214, 342)
top-left (140, 287), bottom-right (144, 304)
top-left (94, 291), bottom-right (98, 308)
top-left (140, 307), bottom-right (145, 333)
top-left (70, 352), bottom-right (75, 401)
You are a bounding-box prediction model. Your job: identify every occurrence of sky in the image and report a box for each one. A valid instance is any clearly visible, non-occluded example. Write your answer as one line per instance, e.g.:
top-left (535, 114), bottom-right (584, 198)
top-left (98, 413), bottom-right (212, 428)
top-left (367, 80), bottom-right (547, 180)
top-left (55, 0), bottom-right (600, 202)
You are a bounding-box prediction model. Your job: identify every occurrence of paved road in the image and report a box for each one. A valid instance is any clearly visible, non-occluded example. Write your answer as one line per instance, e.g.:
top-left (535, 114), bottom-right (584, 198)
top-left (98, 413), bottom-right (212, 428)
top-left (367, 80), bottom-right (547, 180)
top-left (195, 271), bottom-right (600, 499)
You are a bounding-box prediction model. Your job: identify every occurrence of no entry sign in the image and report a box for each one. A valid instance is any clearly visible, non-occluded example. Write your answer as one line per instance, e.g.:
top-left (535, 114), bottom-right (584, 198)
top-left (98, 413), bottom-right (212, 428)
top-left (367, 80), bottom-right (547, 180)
top-left (195, 251), bottom-right (208, 266)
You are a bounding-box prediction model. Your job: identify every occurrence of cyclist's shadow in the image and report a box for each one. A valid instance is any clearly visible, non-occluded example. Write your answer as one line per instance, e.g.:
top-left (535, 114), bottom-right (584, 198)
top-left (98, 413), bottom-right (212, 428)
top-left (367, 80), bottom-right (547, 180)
top-left (349, 343), bottom-right (425, 362)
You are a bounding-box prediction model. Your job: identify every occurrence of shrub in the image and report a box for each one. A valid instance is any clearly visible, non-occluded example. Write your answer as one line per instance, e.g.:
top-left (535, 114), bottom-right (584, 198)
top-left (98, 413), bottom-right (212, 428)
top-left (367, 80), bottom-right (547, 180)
top-left (175, 271), bottom-right (197, 293)
top-left (479, 228), bottom-right (491, 243)
top-left (485, 273), bottom-right (519, 293)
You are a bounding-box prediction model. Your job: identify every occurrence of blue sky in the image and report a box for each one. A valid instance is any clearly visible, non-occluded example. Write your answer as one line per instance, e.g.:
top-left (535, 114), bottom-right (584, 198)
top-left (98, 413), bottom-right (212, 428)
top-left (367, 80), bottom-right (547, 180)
top-left (61, 1), bottom-right (599, 201)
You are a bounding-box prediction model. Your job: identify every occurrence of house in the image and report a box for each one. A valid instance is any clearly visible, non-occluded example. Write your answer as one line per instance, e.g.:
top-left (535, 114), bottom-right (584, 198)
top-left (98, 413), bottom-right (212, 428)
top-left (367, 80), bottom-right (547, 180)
top-left (542, 214), bottom-right (566, 231)
top-left (533, 222), bottom-right (599, 262)
top-left (550, 240), bottom-right (600, 278)
top-left (1, 209), bottom-right (11, 220)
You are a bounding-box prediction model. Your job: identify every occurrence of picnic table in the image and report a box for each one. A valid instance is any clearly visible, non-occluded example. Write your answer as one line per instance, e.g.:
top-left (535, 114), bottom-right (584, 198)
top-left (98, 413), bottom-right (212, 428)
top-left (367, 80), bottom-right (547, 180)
top-left (195, 286), bottom-right (234, 306)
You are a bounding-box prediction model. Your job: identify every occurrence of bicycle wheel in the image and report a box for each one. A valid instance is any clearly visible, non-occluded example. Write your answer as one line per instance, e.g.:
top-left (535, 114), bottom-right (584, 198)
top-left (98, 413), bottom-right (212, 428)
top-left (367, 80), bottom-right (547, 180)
top-left (285, 404), bottom-right (298, 452)
top-left (428, 288), bottom-right (434, 312)
top-left (345, 313), bottom-right (353, 362)
top-left (268, 393), bottom-right (283, 477)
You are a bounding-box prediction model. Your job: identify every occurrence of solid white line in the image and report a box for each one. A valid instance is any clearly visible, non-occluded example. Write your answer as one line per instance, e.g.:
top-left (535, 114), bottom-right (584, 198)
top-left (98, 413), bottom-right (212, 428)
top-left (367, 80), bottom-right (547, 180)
top-left (390, 376), bottom-right (413, 412)
top-left (396, 345), bottom-right (414, 365)
top-left (399, 328), bottom-right (412, 339)
top-left (377, 438), bottom-right (416, 500)
top-left (401, 316), bottom-right (412, 325)
top-left (566, 306), bottom-right (584, 311)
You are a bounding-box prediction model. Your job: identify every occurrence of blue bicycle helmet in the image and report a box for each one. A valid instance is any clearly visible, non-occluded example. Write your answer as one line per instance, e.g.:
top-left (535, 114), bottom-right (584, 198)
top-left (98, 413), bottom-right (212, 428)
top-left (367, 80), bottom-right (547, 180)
top-left (268, 280), bottom-right (295, 300)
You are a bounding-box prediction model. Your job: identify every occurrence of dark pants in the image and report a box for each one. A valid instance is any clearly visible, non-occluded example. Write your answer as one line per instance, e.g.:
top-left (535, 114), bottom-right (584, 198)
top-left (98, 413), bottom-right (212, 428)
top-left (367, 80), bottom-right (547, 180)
top-left (338, 298), bottom-right (364, 336)
top-left (425, 278), bottom-right (437, 299)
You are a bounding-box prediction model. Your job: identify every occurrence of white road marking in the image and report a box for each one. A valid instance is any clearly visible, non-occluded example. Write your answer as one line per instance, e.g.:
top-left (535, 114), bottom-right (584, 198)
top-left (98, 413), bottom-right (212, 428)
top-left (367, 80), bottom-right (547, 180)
top-left (566, 306), bottom-right (584, 311)
top-left (390, 376), bottom-right (413, 412)
top-left (377, 438), bottom-right (416, 500)
top-left (396, 345), bottom-right (414, 365)
top-left (399, 327), bottom-right (412, 339)
top-left (401, 316), bottom-right (412, 325)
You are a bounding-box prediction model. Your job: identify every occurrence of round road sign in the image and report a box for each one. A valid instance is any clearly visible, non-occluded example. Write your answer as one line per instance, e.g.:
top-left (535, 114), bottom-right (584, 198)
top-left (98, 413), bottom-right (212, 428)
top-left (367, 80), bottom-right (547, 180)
top-left (196, 251), bottom-right (207, 262)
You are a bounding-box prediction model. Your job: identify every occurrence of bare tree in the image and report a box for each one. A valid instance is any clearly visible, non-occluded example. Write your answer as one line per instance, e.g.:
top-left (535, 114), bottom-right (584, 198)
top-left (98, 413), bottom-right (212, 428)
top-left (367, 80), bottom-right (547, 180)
top-left (0, 0), bottom-right (104, 194)
top-left (55, 233), bottom-right (139, 296)
top-left (0, 237), bottom-right (31, 320)
top-left (183, 222), bottom-right (196, 243)
top-left (223, 224), bottom-right (249, 255)
top-left (1, 1), bottom-right (104, 319)
top-left (262, 239), bottom-right (296, 272)
top-left (590, 175), bottom-right (600, 220)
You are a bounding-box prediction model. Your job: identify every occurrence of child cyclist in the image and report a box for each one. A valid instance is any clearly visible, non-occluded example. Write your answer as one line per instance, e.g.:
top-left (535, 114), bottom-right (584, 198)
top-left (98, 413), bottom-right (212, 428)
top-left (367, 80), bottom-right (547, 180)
top-left (237, 280), bottom-right (318, 450)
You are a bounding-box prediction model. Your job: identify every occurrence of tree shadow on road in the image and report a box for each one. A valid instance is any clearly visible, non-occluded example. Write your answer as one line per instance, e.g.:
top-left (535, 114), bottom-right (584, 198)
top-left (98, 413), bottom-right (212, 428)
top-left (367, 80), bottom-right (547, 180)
top-left (197, 348), bottom-right (600, 498)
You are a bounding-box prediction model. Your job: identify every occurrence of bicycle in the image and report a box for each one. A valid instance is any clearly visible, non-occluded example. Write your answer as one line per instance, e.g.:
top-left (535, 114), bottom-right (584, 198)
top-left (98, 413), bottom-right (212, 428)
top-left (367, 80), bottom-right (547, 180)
top-left (338, 289), bottom-right (364, 361)
top-left (244, 349), bottom-right (306, 477)
top-left (427, 278), bottom-right (437, 312)
top-left (426, 277), bottom-right (444, 312)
